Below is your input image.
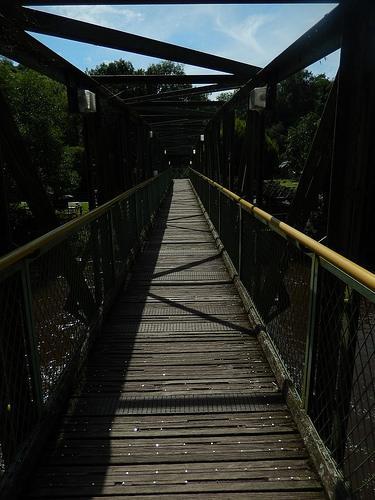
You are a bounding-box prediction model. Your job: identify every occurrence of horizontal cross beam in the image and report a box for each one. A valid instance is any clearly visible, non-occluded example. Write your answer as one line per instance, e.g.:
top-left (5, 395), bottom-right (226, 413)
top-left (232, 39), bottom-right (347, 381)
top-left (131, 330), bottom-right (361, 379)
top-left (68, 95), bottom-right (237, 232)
top-left (0, 10), bottom-right (95, 90)
top-left (132, 100), bottom-right (223, 107)
top-left (121, 83), bottom-right (240, 104)
top-left (22, 1), bottom-right (340, 5)
top-left (92, 74), bottom-right (246, 85)
top-left (15, 7), bottom-right (261, 76)
top-left (219, 3), bottom-right (343, 114)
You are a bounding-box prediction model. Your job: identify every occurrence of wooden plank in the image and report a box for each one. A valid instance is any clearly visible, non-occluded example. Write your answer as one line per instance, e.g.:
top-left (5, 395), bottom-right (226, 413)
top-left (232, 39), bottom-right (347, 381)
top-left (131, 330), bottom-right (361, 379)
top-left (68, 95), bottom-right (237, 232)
top-left (39, 494), bottom-right (324, 500)
top-left (24, 179), bottom-right (323, 498)
top-left (42, 495), bottom-right (323, 500)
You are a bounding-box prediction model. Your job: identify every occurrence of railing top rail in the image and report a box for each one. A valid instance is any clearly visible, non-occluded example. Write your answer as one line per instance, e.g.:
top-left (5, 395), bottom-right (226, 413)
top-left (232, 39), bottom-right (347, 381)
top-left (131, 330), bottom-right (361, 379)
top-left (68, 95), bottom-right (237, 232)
top-left (191, 169), bottom-right (375, 292)
top-left (0, 172), bottom-right (166, 274)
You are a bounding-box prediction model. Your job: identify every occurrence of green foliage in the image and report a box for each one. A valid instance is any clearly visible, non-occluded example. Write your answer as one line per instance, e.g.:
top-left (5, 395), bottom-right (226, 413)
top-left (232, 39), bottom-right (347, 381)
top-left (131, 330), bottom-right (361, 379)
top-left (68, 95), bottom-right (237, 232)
top-left (87, 58), bottom-right (208, 101)
top-left (146, 61), bottom-right (184, 75)
top-left (274, 178), bottom-right (298, 189)
top-left (54, 146), bottom-right (84, 196)
top-left (266, 70), bottom-right (332, 178)
top-left (145, 60), bottom-right (187, 96)
top-left (234, 116), bottom-right (246, 138)
top-left (276, 70), bottom-right (331, 128)
top-left (88, 58), bottom-right (135, 76)
top-left (264, 133), bottom-right (280, 178)
top-left (0, 58), bottom-right (81, 197)
top-left (284, 112), bottom-right (320, 177)
top-left (217, 91), bottom-right (235, 103)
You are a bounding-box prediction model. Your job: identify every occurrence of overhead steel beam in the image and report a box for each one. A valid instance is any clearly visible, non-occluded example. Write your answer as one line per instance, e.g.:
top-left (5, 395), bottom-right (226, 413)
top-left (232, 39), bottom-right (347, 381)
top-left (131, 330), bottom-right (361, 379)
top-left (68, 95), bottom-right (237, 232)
top-left (22, 1), bottom-right (340, 5)
top-left (158, 124), bottom-right (204, 130)
top-left (259, 5), bottom-right (342, 85)
top-left (288, 78), bottom-right (337, 230)
top-left (0, 9), bottom-right (96, 90)
top-left (121, 83), bottom-right (241, 104)
top-left (157, 126), bottom-right (204, 133)
top-left (14, 7), bottom-right (261, 76)
top-left (140, 113), bottom-right (216, 121)
top-left (152, 119), bottom-right (204, 126)
top-left (142, 115), bottom-right (214, 122)
top-left (132, 101), bottom-right (223, 108)
top-left (154, 126), bottom-right (206, 133)
top-left (0, 6), bottom-right (152, 127)
top-left (219, 3), bottom-right (343, 114)
top-left (92, 74), bottom-right (247, 85)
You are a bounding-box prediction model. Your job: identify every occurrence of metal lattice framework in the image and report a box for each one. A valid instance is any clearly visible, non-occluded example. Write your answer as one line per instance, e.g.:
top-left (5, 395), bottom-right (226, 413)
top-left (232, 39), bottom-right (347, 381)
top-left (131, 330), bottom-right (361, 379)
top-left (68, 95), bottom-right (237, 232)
top-left (1, 1), bottom-right (375, 499)
top-left (1, 0), bottom-right (343, 163)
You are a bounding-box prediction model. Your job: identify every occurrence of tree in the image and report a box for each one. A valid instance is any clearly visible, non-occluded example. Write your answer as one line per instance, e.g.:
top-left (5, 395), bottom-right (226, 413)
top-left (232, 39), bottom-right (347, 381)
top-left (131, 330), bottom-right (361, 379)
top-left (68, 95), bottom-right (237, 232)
top-left (88, 58), bottom-right (135, 76)
top-left (276, 70), bottom-right (331, 128)
top-left (88, 58), bottom-right (208, 101)
top-left (283, 112), bottom-right (320, 177)
top-left (216, 91), bottom-right (235, 102)
top-left (145, 60), bottom-right (185, 94)
top-left (266, 70), bottom-right (332, 177)
top-left (0, 58), bottom-right (83, 198)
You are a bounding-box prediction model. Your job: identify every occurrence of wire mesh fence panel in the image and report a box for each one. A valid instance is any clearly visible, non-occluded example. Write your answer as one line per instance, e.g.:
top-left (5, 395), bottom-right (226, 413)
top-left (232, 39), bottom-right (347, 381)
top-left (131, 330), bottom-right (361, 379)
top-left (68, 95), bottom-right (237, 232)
top-left (220, 194), bottom-right (240, 270)
top-left (209, 184), bottom-right (220, 232)
top-left (111, 195), bottom-right (137, 280)
top-left (0, 270), bottom-right (39, 474)
top-left (0, 170), bottom-right (172, 489)
top-left (308, 267), bottom-right (375, 498)
top-left (188, 169), bottom-right (375, 497)
top-left (192, 172), bottom-right (208, 209)
top-left (29, 221), bottom-right (101, 399)
top-left (241, 210), bottom-right (311, 392)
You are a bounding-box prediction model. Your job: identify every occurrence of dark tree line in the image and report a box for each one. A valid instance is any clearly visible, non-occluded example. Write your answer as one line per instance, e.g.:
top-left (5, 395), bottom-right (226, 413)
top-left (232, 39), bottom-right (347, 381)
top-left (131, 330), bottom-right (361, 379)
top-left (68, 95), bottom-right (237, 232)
top-left (0, 57), bottom-right (332, 251)
top-left (0, 58), bottom-right (200, 249)
top-left (219, 70), bottom-right (332, 180)
top-left (87, 59), bottom-right (208, 100)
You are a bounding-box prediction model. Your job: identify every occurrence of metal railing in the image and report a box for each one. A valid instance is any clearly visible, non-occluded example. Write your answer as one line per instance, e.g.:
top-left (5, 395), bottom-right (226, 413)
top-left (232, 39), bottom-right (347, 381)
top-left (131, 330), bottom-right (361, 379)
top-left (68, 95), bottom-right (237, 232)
top-left (190, 168), bottom-right (375, 499)
top-left (0, 170), bottom-right (172, 491)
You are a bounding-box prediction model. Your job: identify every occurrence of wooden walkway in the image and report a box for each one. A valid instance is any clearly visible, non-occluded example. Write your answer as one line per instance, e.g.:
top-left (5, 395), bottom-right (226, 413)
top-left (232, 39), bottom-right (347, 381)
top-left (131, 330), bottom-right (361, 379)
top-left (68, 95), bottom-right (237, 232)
top-left (26, 179), bottom-right (324, 499)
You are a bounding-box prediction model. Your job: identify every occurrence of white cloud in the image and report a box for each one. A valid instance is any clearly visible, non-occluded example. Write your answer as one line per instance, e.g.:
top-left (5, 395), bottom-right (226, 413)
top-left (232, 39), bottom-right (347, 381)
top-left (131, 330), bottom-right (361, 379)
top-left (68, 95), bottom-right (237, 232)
top-left (36, 5), bottom-right (144, 29)
top-left (32, 4), bottom-right (339, 76)
top-left (214, 14), bottom-right (269, 56)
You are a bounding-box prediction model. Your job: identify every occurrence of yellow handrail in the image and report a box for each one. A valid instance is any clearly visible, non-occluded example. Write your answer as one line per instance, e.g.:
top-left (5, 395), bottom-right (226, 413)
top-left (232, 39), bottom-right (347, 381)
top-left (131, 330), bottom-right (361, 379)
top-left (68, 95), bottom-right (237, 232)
top-left (0, 173), bottom-right (165, 273)
top-left (191, 169), bottom-right (375, 292)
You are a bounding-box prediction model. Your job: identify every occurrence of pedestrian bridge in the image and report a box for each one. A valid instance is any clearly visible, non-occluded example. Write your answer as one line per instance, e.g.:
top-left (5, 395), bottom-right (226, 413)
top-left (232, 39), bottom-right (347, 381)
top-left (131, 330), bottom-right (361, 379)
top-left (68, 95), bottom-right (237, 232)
top-left (0, 2), bottom-right (375, 498)
top-left (0, 171), bottom-right (373, 499)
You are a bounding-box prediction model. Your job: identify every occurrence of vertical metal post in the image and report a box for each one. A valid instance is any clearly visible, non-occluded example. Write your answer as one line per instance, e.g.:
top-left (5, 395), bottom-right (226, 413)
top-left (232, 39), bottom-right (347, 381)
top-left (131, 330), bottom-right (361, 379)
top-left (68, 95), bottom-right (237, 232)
top-left (302, 254), bottom-right (320, 409)
top-left (0, 148), bottom-right (12, 255)
top-left (21, 261), bottom-right (43, 415)
top-left (91, 220), bottom-right (103, 305)
top-left (218, 190), bottom-right (221, 235)
top-left (135, 190), bottom-right (141, 243)
top-left (146, 184), bottom-right (152, 226)
top-left (238, 205), bottom-right (243, 278)
top-left (108, 209), bottom-right (117, 284)
top-left (208, 183), bottom-right (211, 218)
top-left (101, 212), bottom-right (115, 295)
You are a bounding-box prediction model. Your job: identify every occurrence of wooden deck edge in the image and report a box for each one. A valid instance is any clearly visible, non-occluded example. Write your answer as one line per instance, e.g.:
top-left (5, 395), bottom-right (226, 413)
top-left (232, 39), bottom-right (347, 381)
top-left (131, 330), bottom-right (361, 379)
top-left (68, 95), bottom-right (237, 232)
top-left (188, 179), bottom-right (349, 500)
top-left (2, 188), bottom-right (172, 500)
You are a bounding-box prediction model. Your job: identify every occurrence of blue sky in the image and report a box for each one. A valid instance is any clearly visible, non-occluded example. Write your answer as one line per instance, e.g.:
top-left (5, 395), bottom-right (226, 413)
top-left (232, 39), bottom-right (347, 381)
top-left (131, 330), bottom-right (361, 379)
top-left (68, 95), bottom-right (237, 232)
top-left (30, 3), bottom-right (340, 79)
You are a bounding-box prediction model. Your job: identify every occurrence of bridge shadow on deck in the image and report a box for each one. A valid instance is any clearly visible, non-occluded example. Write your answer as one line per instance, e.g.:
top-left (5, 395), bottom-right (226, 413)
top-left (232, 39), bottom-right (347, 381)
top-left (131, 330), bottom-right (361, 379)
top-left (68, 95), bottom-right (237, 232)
top-left (25, 180), bottom-right (325, 499)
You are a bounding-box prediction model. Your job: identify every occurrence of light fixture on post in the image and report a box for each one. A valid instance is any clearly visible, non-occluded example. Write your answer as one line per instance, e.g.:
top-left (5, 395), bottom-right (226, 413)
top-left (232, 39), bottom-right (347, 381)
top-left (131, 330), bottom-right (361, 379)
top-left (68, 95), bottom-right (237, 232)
top-left (249, 86), bottom-right (267, 111)
top-left (77, 89), bottom-right (97, 113)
